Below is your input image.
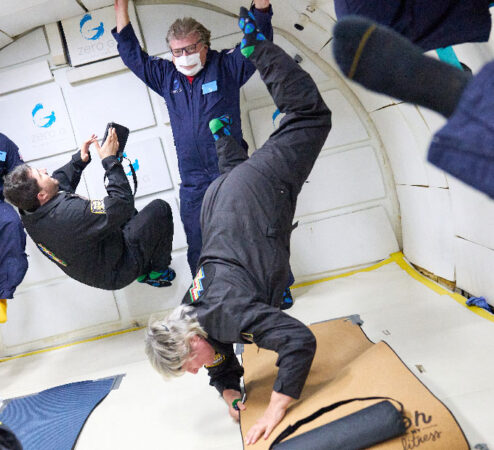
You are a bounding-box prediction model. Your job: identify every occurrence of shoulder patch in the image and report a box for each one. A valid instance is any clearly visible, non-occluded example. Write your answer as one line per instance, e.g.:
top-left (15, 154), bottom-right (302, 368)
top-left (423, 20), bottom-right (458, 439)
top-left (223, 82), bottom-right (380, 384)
top-left (205, 352), bottom-right (226, 368)
top-left (37, 243), bottom-right (67, 267)
top-left (182, 264), bottom-right (215, 305)
top-left (90, 200), bottom-right (106, 214)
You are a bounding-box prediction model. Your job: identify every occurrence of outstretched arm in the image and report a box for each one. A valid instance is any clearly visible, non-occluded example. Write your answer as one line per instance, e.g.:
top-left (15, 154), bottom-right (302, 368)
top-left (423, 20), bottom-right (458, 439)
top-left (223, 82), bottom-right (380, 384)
top-left (52, 135), bottom-right (96, 193)
top-left (115, 0), bottom-right (130, 32)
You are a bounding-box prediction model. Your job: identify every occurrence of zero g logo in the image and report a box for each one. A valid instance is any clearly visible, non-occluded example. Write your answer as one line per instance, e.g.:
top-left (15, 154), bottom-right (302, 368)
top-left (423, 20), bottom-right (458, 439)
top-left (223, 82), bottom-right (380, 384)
top-left (79, 13), bottom-right (104, 40)
top-left (32, 103), bottom-right (56, 128)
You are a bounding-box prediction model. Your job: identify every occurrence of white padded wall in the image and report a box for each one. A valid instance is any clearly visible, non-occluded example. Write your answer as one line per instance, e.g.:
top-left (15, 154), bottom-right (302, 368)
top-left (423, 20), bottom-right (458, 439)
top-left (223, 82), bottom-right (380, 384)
top-left (0, 1), bottom-right (84, 37)
top-left (0, 82), bottom-right (77, 161)
top-left (295, 146), bottom-right (385, 217)
top-left (455, 237), bottom-right (494, 302)
top-left (62, 3), bottom-right (143, 67)
top-left (396, 186), bottom-right (455, 280)
top-left (63, 71), bottom-right (156, 141)
top-left (291, 207), bottom-right (399, 277)
top-left (0, 28), bottom-right (49, 69)
top-left (2, 279), bottom-right (119, 347)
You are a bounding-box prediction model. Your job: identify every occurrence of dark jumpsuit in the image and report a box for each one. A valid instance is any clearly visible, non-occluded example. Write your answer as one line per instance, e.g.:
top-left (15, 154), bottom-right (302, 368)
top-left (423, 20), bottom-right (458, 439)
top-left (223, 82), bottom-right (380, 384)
top-left (21, 153), bottom-right (173, 290)
top-left (181, 40), bottom-right (332, 398)
top-left (112, 6), bottom-right (273, 275)
top-left (334, 0), bottom-right (491, 52)
top-left (0, 133), bottom-right (28, 300)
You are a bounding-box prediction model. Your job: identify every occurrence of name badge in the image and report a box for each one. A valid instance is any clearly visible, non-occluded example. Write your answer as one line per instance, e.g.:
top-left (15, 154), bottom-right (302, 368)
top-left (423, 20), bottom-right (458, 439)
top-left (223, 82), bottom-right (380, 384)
top-left (0, 151), bottom-right (6, 162)
top-left (202, 80), bottom-right (218, 95)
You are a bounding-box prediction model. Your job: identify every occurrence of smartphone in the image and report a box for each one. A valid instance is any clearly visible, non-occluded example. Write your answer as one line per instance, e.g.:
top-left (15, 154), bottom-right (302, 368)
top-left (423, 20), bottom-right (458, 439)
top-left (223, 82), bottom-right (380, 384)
top-left (102, 122), bottom-right (129, 159)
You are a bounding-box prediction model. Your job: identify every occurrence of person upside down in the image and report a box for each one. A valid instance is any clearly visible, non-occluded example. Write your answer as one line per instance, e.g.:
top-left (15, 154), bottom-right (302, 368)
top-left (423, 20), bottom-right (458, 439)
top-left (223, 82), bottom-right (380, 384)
top-left (145, 7), bottom-right (331, 445)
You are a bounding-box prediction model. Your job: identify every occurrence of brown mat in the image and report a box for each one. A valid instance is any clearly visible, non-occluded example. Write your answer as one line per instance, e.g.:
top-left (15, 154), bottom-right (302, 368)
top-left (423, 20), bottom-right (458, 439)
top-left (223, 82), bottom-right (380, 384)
top-left (240, 318), bottom-right (468, 449)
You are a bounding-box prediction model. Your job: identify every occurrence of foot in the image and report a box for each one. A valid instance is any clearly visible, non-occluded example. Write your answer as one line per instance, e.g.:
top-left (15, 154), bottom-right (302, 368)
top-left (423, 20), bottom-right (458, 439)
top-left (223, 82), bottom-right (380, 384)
top-left (0, 299), bottom-right (7, 323)
top-left (238, 6), bottom-right (266, 58)
top-left (137, 268), bottom-right (176, 287)
top-left (209, 115), bottom-right (232, 141)
top-left (280, 288), bottom-right (294, 310)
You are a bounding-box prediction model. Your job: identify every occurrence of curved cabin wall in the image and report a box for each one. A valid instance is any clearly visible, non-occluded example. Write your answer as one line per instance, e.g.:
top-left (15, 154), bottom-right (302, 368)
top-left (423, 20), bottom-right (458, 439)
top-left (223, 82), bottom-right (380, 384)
top-left (0, 0), bottom-right (493, 356)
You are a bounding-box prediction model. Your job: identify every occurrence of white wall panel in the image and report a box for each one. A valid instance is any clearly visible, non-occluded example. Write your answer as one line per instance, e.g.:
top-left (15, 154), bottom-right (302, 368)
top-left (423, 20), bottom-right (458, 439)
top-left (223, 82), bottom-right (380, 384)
top-left (0, 31), bottom-right (13, 49)
top-left (397, 103), bottom-right (448, 188)
top-left (65, 71), bottom-right (156, 141)
top-left (62, 3), bottom-right (142, 67)
top-left (137, 4), bottom-right (239, 56)
top-left (295, 146), bottom-right (385, 217)
top-left (249, 89), bottom-right (367, 150)
top-left (449, 177), bottom-right (494, 250)
top-left (134, 194), bottom-right (187, 251)
top-left (0, 1), bottom-right (84, 37)
top-left (371, 106), bottom-right (429, 186)
top-left (81, 0), bottom-right (113, 10)
top-left (291, 206), bottom-right (399, 278)
top-left (397, 185), bottom-right (455, 280)
top-left (0, 60), bottom-right (52, 95)
top-left (321, 89), bottom-right (368, 149)
top-left (0, 28), bottom-right (49, 68)
top-left (83, 137), bottom-right (172, 200)
top-left (0, 82), bottom-right (77, 161)
top-left (1, 279), bottom-right (119, 347)
top-left (455, 237), bottom-right (494, 300)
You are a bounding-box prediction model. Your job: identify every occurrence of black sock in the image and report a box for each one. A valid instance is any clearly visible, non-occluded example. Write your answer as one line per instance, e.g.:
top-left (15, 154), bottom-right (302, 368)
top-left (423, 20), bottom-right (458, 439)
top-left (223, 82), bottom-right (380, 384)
top-left (332, 16), bottom-right (472, 118)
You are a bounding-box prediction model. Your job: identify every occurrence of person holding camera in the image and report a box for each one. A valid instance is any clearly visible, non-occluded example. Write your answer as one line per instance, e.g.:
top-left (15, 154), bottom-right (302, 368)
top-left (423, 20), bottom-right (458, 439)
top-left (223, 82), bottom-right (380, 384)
top-left (3, 128), bottom-right (175, 291)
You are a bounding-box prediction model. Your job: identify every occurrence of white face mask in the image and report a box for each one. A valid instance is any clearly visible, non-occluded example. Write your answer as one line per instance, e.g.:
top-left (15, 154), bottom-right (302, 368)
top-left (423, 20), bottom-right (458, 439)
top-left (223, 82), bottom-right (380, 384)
top-left (174, 52), bottom-right (203, 76)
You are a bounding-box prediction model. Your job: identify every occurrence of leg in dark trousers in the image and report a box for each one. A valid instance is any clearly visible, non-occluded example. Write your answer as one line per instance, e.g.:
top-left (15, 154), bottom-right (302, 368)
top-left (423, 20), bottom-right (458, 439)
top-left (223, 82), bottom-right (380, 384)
top-left (123, 199), bottom-right (174, 274)
top-left (245, 40), bottom-right (332, 197)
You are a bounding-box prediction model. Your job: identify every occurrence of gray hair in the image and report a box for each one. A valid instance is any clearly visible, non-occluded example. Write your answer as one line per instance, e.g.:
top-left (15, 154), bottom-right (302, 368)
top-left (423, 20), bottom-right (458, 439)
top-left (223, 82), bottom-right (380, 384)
top-left (166, 17), bottom-right (211, 47)
top-left (4, 164), bottom-right (41, 211)
top-left (145, 305), bottom-right (207, 379)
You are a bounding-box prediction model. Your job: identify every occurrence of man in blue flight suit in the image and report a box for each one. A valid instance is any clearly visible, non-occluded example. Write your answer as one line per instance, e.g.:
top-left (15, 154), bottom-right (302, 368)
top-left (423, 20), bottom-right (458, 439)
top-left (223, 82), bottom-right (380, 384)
top-left (112, 0), bottom-right (295, 309)
top-left (333, 0), bottom-right (491, 52)
top-left (0, 133), bottom-right (28, 323)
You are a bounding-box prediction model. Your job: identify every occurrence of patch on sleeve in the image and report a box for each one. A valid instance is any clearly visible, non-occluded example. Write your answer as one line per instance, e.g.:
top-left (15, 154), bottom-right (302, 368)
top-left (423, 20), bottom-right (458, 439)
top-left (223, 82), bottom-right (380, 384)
top-left (37, 243), bottom-right (67, 267)
top-left (205, 352), bottom-right (226, 368)
top-left (90, 200), bottom-right (106, 214)
top-left (0, 151), bottom-right (6, 162)
top-left (182, 264), bottom-right (215, 304)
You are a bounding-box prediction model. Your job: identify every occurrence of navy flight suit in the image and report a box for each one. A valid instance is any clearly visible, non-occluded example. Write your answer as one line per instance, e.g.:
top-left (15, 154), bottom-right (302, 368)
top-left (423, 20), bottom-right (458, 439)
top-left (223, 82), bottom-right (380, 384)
top-left (181, 40), bottom-right (331, 398)
top-left (334, 0), bottom-right (491, 52)
top-left (112, 6), bottom-right (273, 275)
top-left (0, 133), bottom-right (28, 300)
top-left (21, 153), bottom-right (173, 290)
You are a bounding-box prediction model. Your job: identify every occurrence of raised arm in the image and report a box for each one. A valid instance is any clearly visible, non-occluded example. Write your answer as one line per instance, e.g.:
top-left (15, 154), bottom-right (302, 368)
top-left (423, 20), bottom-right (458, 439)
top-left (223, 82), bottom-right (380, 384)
top-left (112, 0), bottom-right (172, 95)
top-left (115, 0), bottom-right (130, 32)
top-left (52, 135), bottom-right (96, 193)
top-left (76, 128), bottom-right (135, 239)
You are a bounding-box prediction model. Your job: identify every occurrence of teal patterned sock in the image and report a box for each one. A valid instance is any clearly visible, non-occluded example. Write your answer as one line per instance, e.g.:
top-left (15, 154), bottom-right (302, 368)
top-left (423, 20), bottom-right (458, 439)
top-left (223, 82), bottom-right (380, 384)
top-left (238, 6), bottom-right (266, 58)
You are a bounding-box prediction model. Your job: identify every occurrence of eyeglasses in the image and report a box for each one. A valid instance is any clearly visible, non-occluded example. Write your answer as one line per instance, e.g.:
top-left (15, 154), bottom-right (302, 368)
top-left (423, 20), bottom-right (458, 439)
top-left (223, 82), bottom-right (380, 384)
top-left (171, 41), bottom-right (203, 57)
